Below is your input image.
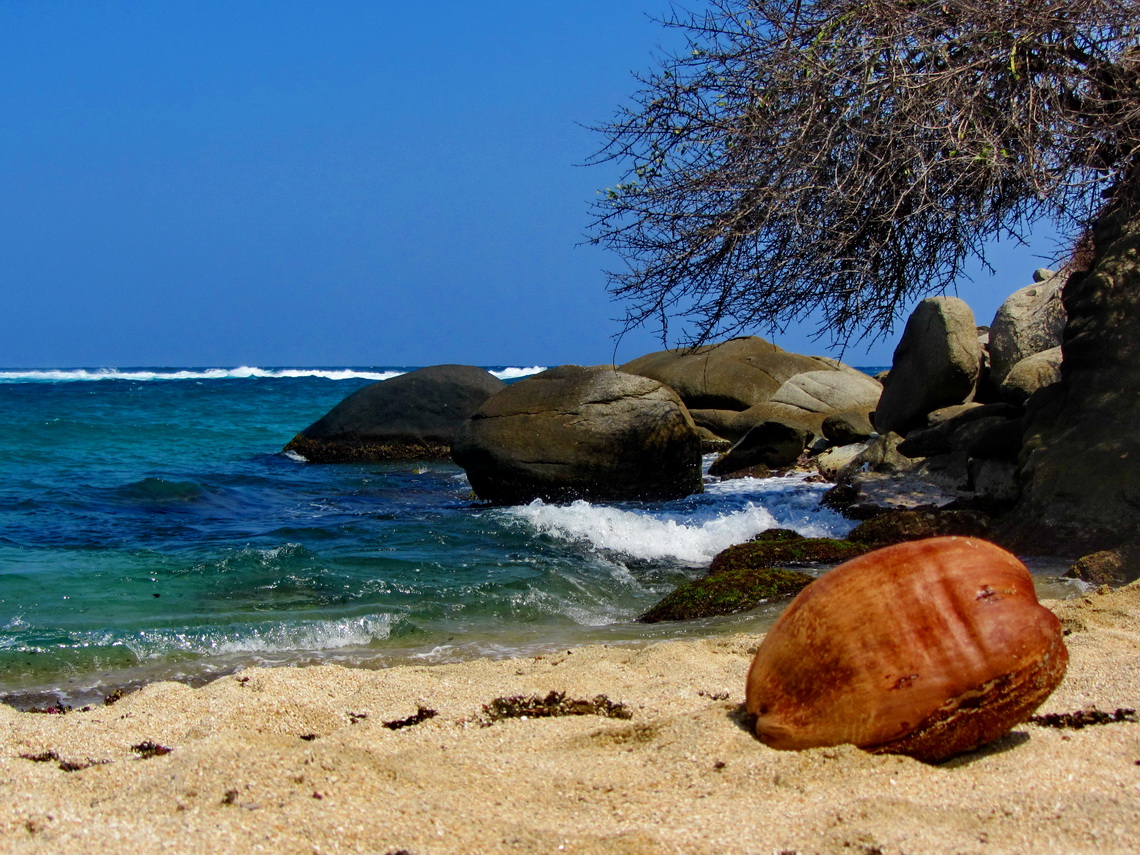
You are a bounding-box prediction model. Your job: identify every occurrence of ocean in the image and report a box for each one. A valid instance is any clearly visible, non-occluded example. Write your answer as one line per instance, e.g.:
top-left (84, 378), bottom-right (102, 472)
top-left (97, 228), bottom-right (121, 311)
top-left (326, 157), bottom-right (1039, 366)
top-left (0, 367), bottom-right (1078, 708)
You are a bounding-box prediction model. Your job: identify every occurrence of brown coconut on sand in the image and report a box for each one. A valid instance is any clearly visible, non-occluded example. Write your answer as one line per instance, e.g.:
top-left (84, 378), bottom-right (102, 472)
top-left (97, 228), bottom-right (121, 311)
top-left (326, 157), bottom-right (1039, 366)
top-left (0, 583), bottom-right (1137, 854)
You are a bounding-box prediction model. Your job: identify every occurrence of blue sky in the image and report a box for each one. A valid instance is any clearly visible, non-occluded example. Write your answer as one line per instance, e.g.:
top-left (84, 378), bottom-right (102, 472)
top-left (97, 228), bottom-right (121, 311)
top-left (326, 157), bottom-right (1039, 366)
top-left (1, 1), bottom-right (1067, 368)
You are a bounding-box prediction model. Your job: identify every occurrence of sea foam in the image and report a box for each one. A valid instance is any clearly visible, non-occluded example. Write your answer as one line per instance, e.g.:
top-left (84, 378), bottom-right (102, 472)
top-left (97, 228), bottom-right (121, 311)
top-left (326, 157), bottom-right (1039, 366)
top-left (118, 613), bottom-right (396, 659)
top-left (507, 500), bottom-right (781, 565)
top-left (503, 473), bottom-right (854, 565)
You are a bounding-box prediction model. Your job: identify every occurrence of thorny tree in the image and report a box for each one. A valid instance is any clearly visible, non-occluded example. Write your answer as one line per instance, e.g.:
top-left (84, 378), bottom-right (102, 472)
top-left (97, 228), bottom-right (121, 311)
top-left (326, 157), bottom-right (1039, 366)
top-left (589, 0), bottom-right (1140, 347)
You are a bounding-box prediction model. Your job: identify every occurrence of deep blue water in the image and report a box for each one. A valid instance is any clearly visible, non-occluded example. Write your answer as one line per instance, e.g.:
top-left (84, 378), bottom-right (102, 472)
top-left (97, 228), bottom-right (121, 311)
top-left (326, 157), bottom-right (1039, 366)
top-left (0, 366), bottom-right (1075, 707)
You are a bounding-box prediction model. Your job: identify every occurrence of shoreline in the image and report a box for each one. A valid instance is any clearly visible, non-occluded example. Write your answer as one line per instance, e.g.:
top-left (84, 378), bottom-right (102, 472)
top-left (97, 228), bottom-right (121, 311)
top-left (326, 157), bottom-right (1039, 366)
top-left (0, 565), bottom-right (1087, 714)
top-left (0, 583), bottom-right (1136, 853)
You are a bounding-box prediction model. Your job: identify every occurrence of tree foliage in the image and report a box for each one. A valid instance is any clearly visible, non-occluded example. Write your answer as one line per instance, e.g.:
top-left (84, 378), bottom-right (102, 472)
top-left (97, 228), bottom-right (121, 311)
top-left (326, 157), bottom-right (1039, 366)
top-left (589, 0), bottom-right (1140, 346)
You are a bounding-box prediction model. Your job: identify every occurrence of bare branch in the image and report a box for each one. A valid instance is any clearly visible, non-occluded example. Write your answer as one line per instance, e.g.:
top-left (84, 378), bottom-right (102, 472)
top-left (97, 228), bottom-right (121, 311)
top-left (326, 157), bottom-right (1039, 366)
top-left (589, 0), bottom-right (1140, 347)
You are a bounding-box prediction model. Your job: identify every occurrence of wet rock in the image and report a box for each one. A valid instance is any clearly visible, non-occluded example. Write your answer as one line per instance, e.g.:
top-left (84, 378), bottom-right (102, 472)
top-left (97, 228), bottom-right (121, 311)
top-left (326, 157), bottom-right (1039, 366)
top-left (1064, 540), bottom-right (1140, 587)
top-left (847, 509), bottom-right (991, 545)
top-left (637, 566), bottom-right (814, 623)
top-left (708, 419), bottom-right (809, 476)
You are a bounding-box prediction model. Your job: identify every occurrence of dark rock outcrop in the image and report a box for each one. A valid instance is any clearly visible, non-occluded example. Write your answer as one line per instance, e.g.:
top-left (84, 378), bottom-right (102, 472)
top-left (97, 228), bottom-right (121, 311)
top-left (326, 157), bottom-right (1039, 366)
top-left (283, 365), bottom-right (505, 463)
top-left (451, 366), bottom-right (703, 504)
top-left (1064, 540), bottom-right (1140, 587)
top-left (637, 565), bottom-right (814, 623)
top-left (822, 410), bottom-right (875, 445)
top-left (638, 508), bottom-right (997, 623)
top-left (1008, 196), bottom-right (1140, 555)
top-left (846, 509), bottom-right (991, 544)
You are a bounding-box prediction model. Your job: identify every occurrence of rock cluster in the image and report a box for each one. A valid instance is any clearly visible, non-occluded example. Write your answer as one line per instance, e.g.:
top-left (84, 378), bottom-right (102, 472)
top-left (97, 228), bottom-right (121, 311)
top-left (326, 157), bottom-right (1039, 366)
top-left (827, 278), bottom-right (1070, 522)
top-left (622, 336), bottom-right (882, 473)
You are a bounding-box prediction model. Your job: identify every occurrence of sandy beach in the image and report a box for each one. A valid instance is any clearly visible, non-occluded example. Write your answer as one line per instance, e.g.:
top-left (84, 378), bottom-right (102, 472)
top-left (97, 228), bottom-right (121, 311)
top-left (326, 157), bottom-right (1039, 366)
top-left (0, 582), bottom-right (1136, 854)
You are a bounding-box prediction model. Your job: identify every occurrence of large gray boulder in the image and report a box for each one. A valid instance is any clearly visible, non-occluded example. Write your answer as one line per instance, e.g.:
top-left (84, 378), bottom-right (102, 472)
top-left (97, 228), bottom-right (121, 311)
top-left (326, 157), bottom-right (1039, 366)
top-left (619, 336), bottom-right (830, 410)
top-left (622, 337), bottom-right (880, 442)
top-left (451, 366), bottom-right (703, 504)
top-left (284, 365), bottom-right (505, 463)
top-left (689, 401), bottom-right (827, 443)
top-left (768, 369), bottom-right (883, 414)
top-left (873, 297), bottom-right (983, 436)
top-left (708, 419), bottom-right (809, 476)
top-left (989, 271), bottom-right (1066, 384)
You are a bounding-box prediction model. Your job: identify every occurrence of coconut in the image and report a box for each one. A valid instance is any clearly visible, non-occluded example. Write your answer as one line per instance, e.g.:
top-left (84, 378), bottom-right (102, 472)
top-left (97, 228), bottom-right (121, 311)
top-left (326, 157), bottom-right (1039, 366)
top-left (745, 536), bottom-right (1067, 762)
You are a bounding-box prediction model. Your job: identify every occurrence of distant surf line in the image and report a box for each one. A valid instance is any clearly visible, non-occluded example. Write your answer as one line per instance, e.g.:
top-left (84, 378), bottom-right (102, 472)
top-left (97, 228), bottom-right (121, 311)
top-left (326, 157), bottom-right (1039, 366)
top-left (0, 366), bottom-right (548, 383)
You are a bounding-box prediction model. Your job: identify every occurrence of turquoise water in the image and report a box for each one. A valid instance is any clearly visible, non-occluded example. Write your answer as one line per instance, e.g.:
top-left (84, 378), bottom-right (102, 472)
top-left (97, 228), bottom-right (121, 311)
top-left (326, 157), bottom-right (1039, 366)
top-left (0, 367), bottom-right (1079, 708)
top-left (0, 367), bottom-right (863, 706)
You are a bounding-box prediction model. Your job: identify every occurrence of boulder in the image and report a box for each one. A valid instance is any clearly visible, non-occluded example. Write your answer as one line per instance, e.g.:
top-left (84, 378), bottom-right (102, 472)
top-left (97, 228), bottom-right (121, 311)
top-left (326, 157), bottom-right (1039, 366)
top-left (817, 442), bottom-right (871, 480)
top-left (989, 272), bottom-right (1066, 384)
top-left (847, 509), bottom-right (991, 544)
top-left (637, 566), bottom-right (814, 623)
top-left (283, 365), bottom-right (505, 463)
top-left (690, 401), bottom-right (826, 444)
top-left (999, 347), bottom-right (1063, 406)
top-left (821, 410), bottom-right (875, 445)
top-left (451, 366), bottom-right (703, 504)
top-left (839, 432), bottom-right (916, 477)
top-left (1064, 539), bottom-right (1140, 587)
top-left (619, 337), bottom-right (833, 411)
top-left (708, 419), bottom-right (809, 476)
top-left (873, 297), bottom-right (983, 436)
top-left (768, 370), bottom-right (882, 414)
top-left (898, 404), bottom-right (1023, 459)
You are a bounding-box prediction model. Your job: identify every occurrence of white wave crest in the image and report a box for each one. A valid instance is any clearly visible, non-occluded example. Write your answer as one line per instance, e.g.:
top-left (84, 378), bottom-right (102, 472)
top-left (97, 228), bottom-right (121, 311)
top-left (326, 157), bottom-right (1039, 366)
top-left (489, 366), bottom-right (546, 380)
top-left (505, 500), bottom-right (783, 565)
top-left (0, 367), bottom-right (407, 383)
top-left (0, 365), bottom-right (548, 383)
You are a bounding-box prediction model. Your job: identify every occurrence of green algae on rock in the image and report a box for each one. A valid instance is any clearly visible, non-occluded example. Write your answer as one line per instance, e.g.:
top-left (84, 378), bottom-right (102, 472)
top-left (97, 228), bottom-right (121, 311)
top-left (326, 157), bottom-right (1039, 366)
top-left (637, 565), bottom-right (814, 623)
top-left (638, 512), bottom-right (995, 624)
top-left (708, 529), bottom-right (869, 576)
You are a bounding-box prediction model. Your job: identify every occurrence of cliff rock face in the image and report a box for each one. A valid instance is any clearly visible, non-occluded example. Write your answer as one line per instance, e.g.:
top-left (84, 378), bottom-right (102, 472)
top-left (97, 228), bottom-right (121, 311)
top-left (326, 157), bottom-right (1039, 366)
top-left (1009, 203), bottom-right (1140, 554)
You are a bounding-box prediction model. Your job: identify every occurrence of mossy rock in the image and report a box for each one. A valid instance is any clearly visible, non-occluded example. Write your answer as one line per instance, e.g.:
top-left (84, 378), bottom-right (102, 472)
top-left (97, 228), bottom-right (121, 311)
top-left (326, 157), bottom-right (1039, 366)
top-left (637, 566), bottom-right (814, 623)
top-left (846, 509), bottom-right (991, 545)
top-left (640, 514), bottom-right (996, 625)
top-left (707, 529), bottom-right (870, 576)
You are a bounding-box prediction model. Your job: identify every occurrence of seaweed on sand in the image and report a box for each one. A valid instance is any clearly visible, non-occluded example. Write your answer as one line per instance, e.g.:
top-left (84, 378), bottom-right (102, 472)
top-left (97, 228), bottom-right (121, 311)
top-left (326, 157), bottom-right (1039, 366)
top-left (1029, 708), bottom-right (1137, 729)
top-left (481, 691), bottom-right (632, 724)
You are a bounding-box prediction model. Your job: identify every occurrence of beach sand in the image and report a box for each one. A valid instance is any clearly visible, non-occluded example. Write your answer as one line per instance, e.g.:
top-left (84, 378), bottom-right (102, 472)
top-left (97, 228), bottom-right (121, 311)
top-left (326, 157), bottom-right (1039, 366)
top-left (0, 583), bottom-right (1137, 854)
